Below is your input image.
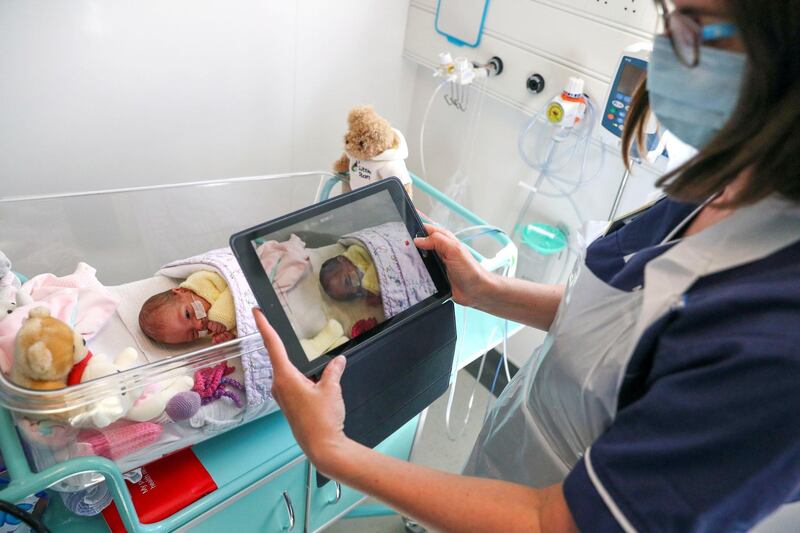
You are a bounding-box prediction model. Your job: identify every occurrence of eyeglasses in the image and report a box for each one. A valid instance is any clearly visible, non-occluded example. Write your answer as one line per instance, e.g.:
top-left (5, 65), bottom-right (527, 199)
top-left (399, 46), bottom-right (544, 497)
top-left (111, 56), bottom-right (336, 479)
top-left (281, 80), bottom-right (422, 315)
top-left (656, 0), bottom-right (738, 67)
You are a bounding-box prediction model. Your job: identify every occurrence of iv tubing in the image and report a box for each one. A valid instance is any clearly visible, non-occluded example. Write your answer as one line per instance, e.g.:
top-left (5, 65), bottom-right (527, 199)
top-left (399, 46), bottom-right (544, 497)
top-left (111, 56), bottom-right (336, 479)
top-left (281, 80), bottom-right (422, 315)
top-left (419, 81), bottom-right (448, 182)
top-left (443, 259), bottom-right (512, 441)
top-left (517, 97), bottom-right (601, 198)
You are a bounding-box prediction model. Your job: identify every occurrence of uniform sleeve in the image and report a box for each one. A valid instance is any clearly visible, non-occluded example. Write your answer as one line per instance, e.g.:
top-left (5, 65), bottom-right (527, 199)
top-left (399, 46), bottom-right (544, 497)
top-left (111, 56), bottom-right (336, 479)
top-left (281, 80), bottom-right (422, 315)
top-left (563, 336), bottom-right (800, 532)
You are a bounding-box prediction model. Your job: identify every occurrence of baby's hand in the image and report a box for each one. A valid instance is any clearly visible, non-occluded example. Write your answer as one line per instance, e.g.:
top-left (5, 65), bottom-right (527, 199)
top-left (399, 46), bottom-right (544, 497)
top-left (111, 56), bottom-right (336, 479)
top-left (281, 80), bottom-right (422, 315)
top-left (206, 320), bottom-right (228, 335)
top-left (211, 331), bottom-right (236, 345)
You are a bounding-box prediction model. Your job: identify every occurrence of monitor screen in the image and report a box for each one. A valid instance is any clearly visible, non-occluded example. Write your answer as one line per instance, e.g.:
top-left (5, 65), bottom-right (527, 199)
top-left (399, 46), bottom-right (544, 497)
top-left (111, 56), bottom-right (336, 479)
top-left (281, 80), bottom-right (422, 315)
top-left (250, 189), bottom-right (436, 361)
top-left (617, 61), bottom-right (645, 96)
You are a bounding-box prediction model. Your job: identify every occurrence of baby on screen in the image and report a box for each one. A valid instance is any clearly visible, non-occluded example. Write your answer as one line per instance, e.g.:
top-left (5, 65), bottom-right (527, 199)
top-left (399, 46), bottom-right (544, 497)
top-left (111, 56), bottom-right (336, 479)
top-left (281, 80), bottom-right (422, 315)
top-left (318, 244), bottom-right (382, 306)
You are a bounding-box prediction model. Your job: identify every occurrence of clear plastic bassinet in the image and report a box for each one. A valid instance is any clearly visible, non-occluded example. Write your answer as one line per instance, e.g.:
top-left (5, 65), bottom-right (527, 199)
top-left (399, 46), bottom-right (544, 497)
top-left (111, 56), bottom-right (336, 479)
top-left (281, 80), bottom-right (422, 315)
top-left (0, 171), bottom-right (519, 499)
top-left (0, 172), bottom-right (345, 490)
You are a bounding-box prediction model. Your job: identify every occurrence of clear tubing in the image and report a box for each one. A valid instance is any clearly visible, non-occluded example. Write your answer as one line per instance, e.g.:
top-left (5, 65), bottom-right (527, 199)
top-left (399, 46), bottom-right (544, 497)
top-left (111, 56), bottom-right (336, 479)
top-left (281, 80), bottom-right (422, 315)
top-left (444, 307), bottom-right (484, 441)
top-left (517, 96), bottom-right (599, 197)
top-left (420, 81), bottom-right (448, 182)
top-left (429, 78), bottom-right (488, 227)
top-left (453, 224), bottom-right (505, 240)
top-left (512, 136), bottom-right (558, 241)
top-left (461, 80), bottom-right (487, 169)
top-left (515, 93), bottom-right (602, 230)
top-left (487, 314), bottom-right (511, 398)
top-left (443, 262), bottom-right (512, 441)
top-left (450, 80), bottom-right (488, 187)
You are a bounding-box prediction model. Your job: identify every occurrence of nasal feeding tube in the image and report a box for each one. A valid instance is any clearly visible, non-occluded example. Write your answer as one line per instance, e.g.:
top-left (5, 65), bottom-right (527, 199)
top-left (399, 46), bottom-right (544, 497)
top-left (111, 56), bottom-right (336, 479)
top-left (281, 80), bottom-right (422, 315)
top-left (191, 297), bottom-right (210, 337)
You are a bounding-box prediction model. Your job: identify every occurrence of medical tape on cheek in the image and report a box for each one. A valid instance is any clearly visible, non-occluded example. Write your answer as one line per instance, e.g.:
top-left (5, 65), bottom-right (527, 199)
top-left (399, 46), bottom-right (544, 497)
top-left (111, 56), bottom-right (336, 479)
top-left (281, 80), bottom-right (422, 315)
top-left (191, 297), bottom-right (210, 337)
top-left (191, 298), bottom-right (207, 320)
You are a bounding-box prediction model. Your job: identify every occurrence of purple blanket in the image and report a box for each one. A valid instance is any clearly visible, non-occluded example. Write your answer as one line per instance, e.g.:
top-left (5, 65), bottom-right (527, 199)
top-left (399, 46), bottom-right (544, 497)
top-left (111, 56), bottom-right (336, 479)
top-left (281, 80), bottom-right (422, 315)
top-left (340, 222), bottom-right (436, 318)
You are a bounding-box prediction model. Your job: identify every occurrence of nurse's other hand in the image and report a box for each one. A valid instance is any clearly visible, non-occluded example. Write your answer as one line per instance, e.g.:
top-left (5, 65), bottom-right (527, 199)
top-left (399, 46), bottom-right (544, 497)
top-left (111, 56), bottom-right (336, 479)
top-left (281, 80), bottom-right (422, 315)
top-left (414, 223), bottom-right (489, 307)
top-left (253, 308), bottom-right (349, 473)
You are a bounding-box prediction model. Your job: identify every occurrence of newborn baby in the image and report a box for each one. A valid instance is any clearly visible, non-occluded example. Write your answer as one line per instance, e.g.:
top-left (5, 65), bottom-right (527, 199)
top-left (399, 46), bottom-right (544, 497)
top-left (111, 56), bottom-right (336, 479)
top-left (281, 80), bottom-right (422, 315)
top-left (139, 270), bottom-right (236, 344)
top-left (319, 245), bottom-right (382, 306)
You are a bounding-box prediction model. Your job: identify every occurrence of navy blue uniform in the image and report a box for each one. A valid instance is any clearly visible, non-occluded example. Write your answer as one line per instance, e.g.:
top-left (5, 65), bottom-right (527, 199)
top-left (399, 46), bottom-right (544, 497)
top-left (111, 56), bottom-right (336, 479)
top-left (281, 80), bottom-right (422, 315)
top-left (563, 198), bottom-right (800, 531)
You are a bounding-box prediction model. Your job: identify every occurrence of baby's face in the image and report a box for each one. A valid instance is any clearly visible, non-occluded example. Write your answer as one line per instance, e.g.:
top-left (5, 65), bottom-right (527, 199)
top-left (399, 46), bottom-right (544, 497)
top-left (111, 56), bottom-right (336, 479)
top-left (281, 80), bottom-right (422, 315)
top-left (321, 256), bottom-right (364, 301)
top-left (156, 289), bottom-right (209, 344)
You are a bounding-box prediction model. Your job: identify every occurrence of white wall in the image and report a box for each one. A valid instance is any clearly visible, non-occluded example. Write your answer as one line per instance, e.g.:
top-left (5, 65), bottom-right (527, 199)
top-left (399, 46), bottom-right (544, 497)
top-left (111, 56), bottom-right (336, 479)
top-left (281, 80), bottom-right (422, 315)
top-left (0, 0), bottom-right (415, 196)
top-left (402, 0), bottom-right (664, 364)
top-left (402, 0), bottom-right (663, 224)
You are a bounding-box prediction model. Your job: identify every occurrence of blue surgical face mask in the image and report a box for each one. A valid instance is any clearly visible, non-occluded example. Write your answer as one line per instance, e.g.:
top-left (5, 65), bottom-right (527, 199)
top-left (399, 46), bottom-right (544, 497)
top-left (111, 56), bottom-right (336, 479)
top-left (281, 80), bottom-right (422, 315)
top-left (647, 35), bottom-right (747, 149)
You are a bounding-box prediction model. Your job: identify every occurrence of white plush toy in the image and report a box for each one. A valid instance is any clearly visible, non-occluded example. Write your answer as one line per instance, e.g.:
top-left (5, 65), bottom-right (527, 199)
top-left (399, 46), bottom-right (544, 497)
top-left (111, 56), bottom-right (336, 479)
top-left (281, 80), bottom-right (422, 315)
top-left (68, 347), bottom-right (140, 428)
top-left (126, 375), bottom-right (194, 423)
top-left (0, 251), bottom-right (33, 320)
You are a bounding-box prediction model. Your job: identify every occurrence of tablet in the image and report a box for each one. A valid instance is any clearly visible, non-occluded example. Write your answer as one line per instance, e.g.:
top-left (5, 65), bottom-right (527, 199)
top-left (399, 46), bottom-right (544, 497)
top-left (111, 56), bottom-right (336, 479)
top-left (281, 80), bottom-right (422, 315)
top-left (230, 178), bottom-right (451, 377)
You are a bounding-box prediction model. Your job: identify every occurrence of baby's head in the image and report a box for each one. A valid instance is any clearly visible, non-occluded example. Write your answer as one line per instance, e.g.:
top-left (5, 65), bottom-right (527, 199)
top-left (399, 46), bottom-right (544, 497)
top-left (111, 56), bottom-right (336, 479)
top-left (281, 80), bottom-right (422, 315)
top-left (319, 256), bottom-right (364, 301)
top-left (138, 288), bottom-right (209, 344)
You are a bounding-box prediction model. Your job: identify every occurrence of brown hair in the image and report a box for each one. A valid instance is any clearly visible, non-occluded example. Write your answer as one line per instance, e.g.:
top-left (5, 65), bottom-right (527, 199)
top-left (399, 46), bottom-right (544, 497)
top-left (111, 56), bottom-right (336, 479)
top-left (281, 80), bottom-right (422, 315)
top-left (623, 1), bottom-right (800, 206)
top-left (138, 290), bottom-right (175, 342)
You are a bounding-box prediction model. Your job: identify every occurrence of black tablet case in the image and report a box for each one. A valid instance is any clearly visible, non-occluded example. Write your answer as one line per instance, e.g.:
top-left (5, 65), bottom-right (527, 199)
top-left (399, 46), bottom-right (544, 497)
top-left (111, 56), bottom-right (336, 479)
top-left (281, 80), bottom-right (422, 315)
top-left (316, 299), bottom-right (456, 486)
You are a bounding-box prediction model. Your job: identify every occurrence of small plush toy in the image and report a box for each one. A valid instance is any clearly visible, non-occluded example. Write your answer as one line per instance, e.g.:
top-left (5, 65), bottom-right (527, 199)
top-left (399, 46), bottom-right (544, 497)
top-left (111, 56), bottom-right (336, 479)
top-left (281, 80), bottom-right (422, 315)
top-left (333, 105), bottom-right (413, 198)
top-left (11, 307), bottom-right (85, 391)
top-left (192, 363), bottom-right (245, 408)
top-left (126, 375), bottom-right (195, 423)
top-left (0, 252), bottom-right (32, 320)
top-left (165, 390), bottom-right (202, 421)
top-left (67, 346), bottom-right (140, 428)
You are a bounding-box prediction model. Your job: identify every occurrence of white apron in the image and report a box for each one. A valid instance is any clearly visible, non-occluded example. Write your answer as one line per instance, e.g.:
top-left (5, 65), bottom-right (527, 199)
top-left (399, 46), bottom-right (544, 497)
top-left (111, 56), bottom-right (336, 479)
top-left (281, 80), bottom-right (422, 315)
top-left (464, 195), bottom-right (800, 497)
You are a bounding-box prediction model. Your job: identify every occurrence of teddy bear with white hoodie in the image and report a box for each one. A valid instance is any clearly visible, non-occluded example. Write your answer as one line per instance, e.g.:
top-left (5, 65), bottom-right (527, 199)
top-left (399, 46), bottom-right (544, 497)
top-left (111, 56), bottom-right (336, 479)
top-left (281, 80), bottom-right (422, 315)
top-left (333, 105), bottom-right (413, 198)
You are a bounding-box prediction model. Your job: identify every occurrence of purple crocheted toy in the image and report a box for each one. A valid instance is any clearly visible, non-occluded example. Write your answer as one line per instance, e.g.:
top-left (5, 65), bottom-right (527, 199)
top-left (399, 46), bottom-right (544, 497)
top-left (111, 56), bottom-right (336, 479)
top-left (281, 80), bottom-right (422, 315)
top-left (165, 391), bottom-right (202, 421)
top-left (192, 363), bottom-right (245, 408)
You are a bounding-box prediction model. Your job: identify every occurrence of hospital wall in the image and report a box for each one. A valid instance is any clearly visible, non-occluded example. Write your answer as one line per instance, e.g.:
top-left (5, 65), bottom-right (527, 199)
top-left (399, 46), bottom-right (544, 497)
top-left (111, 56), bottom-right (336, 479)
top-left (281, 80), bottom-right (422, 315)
top-left (0, 0), bottom-right (415, 197)
top-left (402, 0), bottom-right (665, 366)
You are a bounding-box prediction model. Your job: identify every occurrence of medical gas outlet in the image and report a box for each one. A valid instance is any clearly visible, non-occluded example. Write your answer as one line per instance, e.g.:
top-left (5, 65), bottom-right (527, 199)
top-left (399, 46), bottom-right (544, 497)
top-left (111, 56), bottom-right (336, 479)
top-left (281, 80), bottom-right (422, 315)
top-left (434, 52), bottom-right (503, 111)
top-left (546, 77), bottom-right (586, 129)
top-left (435, 52), bottom-right (503, 84)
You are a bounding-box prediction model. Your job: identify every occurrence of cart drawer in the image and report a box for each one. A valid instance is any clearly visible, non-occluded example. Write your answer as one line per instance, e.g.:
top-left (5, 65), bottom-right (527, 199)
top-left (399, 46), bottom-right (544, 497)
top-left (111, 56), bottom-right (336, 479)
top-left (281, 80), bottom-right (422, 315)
top-left (186, 458), bottom-right (307, 532)
top-left (307, 415), bottom-right (419, 532)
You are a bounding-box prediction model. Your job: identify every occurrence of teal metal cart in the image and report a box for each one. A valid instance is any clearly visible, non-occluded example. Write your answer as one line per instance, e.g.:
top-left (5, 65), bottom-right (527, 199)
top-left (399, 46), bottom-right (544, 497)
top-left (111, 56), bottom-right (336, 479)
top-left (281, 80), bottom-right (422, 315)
top-left (0, 172), bottom-right (521, 532)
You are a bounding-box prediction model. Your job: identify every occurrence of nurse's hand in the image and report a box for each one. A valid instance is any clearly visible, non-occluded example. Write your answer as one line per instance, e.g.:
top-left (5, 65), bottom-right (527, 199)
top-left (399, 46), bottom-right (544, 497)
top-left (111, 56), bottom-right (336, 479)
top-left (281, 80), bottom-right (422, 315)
top-left (253, 308), bottom-right (350, 472)
top-left (414, 223), bottom-right (490, 307)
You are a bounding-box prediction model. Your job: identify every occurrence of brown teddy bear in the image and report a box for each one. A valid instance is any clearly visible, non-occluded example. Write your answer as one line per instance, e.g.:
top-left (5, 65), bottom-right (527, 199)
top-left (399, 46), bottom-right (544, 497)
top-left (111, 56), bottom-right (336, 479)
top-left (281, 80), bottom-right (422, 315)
top-left (333, 105), bottom-right (413, 198)
top-left (11, 307), bottom-right (86, 390)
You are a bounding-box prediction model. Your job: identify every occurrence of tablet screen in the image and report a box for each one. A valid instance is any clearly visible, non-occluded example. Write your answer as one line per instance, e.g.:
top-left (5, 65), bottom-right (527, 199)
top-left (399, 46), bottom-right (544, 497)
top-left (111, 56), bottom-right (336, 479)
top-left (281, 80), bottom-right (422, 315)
top-left (249, 188), bottom-right (436, 361)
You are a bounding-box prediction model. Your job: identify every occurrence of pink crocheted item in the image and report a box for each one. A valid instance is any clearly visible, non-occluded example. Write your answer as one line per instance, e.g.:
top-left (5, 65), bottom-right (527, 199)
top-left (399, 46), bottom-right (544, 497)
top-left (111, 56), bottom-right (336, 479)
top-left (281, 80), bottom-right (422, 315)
top-left (192, 362), bottom-right (245, 408)
top-left (77, 421), bottom-right (163, 460)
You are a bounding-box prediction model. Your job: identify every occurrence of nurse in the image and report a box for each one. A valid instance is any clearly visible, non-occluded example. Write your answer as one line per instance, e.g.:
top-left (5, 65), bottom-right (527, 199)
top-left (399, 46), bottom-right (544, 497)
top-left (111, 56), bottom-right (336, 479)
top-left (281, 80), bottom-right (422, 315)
top-left (254, 0), bottom-right (800, 530)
